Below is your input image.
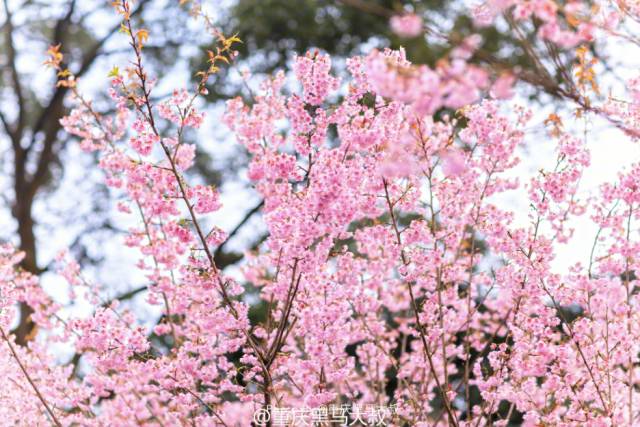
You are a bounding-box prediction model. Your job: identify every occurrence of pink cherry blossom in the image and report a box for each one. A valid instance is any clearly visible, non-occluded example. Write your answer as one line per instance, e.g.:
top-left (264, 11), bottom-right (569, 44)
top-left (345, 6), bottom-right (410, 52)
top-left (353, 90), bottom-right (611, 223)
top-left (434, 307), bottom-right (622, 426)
top-left (4, 0), bottom-right (640, 425)
top-left (440, 149), bottom-right (467, 176)
top-left (490, 73), bottom-right (516, 99)
top-left (389, 13), bottom-right (424, 38)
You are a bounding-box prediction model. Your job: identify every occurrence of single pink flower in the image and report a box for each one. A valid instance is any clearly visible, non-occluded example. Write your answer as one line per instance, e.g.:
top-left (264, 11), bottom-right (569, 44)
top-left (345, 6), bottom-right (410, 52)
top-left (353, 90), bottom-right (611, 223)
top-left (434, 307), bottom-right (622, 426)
top-left (441, 149), bottom-right (466, 176)
top-left (490, 73), bottom-right (516, 99)
top-left (390, 13), bottom-right (423, 38)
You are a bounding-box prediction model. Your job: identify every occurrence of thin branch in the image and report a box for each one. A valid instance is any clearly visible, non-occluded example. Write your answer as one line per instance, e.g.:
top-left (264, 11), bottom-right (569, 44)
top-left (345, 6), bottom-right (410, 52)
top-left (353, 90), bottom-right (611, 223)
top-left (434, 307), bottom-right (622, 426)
top-left (0, 326), bottom-right (63, 427)
top-left (382, 178), bottom-right (459, 427)
top-left (213, 199), bottom-right (264, 261)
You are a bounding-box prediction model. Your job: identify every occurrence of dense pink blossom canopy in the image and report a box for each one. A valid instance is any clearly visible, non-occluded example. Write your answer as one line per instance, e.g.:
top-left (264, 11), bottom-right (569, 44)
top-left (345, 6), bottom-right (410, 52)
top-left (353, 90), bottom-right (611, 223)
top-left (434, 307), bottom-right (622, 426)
top-left (3, 0), bottom-right (640, 426)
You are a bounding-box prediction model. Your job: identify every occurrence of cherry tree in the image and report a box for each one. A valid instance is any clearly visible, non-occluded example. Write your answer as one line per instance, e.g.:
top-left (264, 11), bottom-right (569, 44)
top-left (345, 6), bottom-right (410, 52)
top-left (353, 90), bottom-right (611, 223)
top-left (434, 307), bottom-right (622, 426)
top-left (2, 0), bottom-right (640, 426)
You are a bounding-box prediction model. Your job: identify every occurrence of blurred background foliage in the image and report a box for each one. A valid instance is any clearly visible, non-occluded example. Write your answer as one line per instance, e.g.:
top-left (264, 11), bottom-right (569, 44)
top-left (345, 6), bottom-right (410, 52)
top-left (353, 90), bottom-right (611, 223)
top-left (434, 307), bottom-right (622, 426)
top-left (203, 0), bottom-right (557, 101)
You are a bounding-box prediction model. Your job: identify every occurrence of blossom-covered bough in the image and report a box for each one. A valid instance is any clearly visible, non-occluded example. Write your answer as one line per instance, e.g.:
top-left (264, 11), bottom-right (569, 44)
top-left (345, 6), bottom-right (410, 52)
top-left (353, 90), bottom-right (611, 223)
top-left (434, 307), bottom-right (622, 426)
top-left (3, 0), bottom-right (640, 425)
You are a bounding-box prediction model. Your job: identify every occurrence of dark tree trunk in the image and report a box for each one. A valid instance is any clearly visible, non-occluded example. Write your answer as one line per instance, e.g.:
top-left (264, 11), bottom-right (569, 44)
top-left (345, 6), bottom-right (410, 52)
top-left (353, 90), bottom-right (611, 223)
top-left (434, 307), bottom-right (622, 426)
top-left (13, 192), bottom-right (38, 346)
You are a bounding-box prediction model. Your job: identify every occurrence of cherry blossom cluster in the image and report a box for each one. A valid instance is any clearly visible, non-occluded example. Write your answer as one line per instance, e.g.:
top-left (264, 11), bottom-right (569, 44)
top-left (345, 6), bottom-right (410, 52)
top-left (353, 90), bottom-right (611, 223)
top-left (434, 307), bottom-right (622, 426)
top-left (472, 0), bottom-right (594, 47)
top-left (2, 0), bottom-right (640, 426)
top-left (389, 14), bottom-right (423, 38)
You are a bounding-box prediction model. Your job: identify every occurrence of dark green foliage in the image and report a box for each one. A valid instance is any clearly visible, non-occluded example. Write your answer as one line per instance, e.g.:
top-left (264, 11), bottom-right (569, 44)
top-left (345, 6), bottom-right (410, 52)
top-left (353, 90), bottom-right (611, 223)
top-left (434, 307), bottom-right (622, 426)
top-left (198, 0), bottom-right (556, 103)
